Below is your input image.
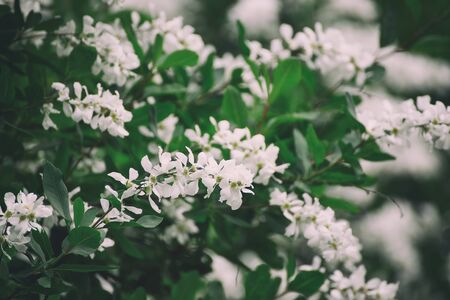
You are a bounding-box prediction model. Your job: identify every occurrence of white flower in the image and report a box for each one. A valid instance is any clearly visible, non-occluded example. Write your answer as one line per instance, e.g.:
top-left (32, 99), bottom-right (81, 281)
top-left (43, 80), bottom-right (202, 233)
top-left (269, 189), bottom-right (302, 211)
top-left (270, 190), bottom-right (362, 269)
top-left (357, 95), bottom-right (450, 150)
top-left (1, 191), bottom-right (53, 235)
top-left (328, 266), bottom-right (398, 300)
top-left (185, 125), bottom-right (221, 159)
top-left (0, 225), bottom-right (31, 254)
top-left (99, 186), bottom-right (142, 224)
top-left (108, 169), bottom-right (140, 200)
top-left (198, 118), bottom-right (288, 185)
top-left (81, 16), bottom-right (139, 86)
top-left (41, 103), bottom-right (60, 130)
top-left (216, 160), bottom-right (254, 210)
top-left (157, 114), bottom-right (178, 144)
top-left (51, 20), bottom-right (79, 57)
top-left (162, 198), bottom-right (199, 245)
top-left (49, 82), bottom-right (132, 137)
top-left (0, 192), bottom-right (17, 226)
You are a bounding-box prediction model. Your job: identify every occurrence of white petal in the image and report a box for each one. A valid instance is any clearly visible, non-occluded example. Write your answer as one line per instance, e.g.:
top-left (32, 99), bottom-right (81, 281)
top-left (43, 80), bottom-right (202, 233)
top-left (108, 172), bottom-right (127, 185)
top-left (128, 168), bottom-right (139, 181)
top-left (140, 155), bottom-right (153, 173)
top-left (149, 198), bottom-right (161, 213)
top-left (100, 198), bottom-right (110, 212)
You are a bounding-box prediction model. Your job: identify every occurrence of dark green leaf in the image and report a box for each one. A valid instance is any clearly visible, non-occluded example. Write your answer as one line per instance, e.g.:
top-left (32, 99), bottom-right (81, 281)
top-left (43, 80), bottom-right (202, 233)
top-left (62, 227), bottom-right (101, 257)
top-left (80, 207), bottom-right (100, 227)
top-left (306, 125), bottom-right (326, 165)
top-left (244, 265), bottom-right (281, 300)
top-left (221, 86), bottom-right (248, 127)
top-left (51, 264), bottom-right (118, 273)
top-left (43, 161), bottom-right (71, 222)
top-left (205, 281), bottom-right (226, 300)
top-left (31, 230), bottom-right (54, 259)
top-left (158, 49), bottom-right (199, 69)
top-left (320, 197), bottom-right (360, 214)
top-left (73, 198), bottom-right (84, 228)
top-left (67, 45), bottom-right (97, 78)
top-left (270, 58), bottom-right (302, 103)
top-left (237, 20), bottom-right (250, 57)
top-left (171, 271), bottom-right (204, 300)
top-left (127, 287), bottom-right (147, 300)
top-left (264, 112), bottom-right (319, 137)
top-left (136, 215), bottom-right (163, 228)
top-left (38, 277), bottom-right (51, 288)
top-left (286, 254), bottom-right (296, 280)
top-left (288, 270), bottom-right (325, 297)
top-left (144, 83), bottom-right (186, 96)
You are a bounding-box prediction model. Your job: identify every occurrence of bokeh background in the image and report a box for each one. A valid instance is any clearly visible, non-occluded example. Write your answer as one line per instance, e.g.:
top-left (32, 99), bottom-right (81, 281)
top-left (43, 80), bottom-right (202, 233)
top-left (1, 0), bottom-right (449, 299)
top-left (116, 0), bottom-right (450, 299)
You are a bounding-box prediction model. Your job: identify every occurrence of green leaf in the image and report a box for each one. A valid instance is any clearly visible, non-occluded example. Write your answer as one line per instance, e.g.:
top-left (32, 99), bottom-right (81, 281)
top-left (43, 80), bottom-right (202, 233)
top-left (306, 125), bottom-right (326, 165)
top-left (31, 230), bottom-right (54, 259)
top-left (106, 194), bottom-right (121, 210)
top-left (286, 254), bottom-right (296, 280)
top-left (127, 287), bottom-right (147, 300)
top-left (115, 233), bottom-right (145, 259)
top-left (293, 129), bottom-right (311, 176)
top-left (30, 234), bottom-right (46, 262)
top-left (38, 276), bottom-right (51, 288)
top-left (62, 227), bottom-right (101, 257)
top-left (200, 52), bottom-right (215, 91)
top-left (270, 58), bottom-right (302, 103)
top-left (237, 20), bottom-right (250, 57)
top-left (244, 265), bottom-right (281, 300)
top-left (205, 281), bottom-right (226, 300)
top-left (320, 197), bottom-right (360, 214)
top-left (80, 207), bottom-right (100, 227)
top-left (288, 270), bottom-right (325, 297)
top-left (43, 161), bottom-right (71, 222)
top-left (357, 140), bottom-right (395, 162)
top-left (25, 11), bottom-right (42, 28)
top-left (158, 49), bottom-right (199, 69)
top-left (51, 264), bottom-right (118, 273)
top-left (67, 45), bottom-right (97, 78)
top-left (405, 0), bottom-right (422, 20)
top-left (149, 34), bottom-right (164, 63)
top-left (221, 86), bottom-right (248, 127)
top-left (144, 83), bottom-right (187, 96)
top-left (135, 215), bottom-right (163, 228)
top-left (171, 271), bottom-right (204, 300)
top-left (264, 112), bottom-right (319, 137)
top-left (411, 35), bottom-right (450, 61)
top-left (73, 198), bottom-right (84, 228)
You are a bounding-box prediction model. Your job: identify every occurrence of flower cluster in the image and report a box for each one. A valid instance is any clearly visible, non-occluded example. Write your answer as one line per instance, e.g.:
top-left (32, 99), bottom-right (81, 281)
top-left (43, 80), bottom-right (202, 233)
top-left (358, 95), bottom-right (450, 150)
top-left (52, 16), bottom-right (140, 86)
top-left (108, 147), bottom-right (254, 211)
top-left (139, 113), bottom-right (179, 145)
top-left (224, 22), bottom-right (376, 101)
top-left (270, 189), bottom-right (362, 269)
top-left (131, 12), bottom-right (210, 61)
top-left (52, 20), bottom-right (78, 57)
top-left (186, 118), bottom-right (289, 185)
top-left (161, 198), bottom-right (199, 245)
top-left (279, 23), bottom-right (375, 85)
top-left (99, 185), bottom-right (143, 224)
top-left (46, 82), bottom-right (132, 137)
top-left (327, 266), bottom-right (399, 300)
top-left (299, 257), bottom-right (398, 300)
top-left (0, 0), bottom-right (50, 16)
top-left (0, 192), bottom-right (53, 254)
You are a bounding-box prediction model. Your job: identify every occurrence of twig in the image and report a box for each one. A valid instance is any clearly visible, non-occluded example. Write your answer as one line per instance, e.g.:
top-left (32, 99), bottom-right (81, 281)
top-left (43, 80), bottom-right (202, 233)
top-left (356, 186), bottom-right (404, 218)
